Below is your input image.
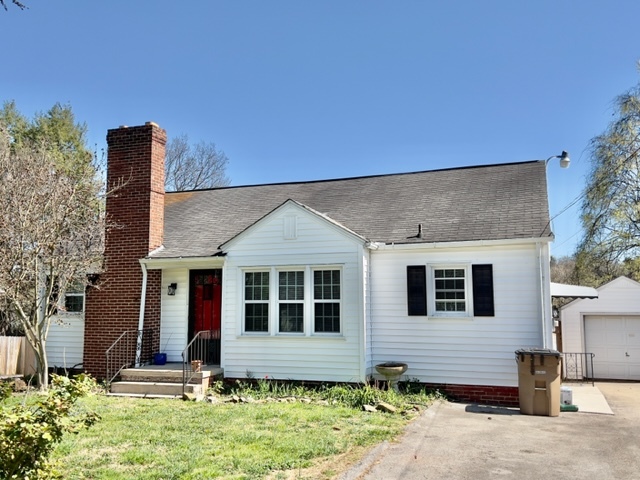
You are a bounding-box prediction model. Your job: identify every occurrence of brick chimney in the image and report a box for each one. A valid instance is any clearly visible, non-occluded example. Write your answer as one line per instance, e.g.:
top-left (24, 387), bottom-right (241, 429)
top-left (83, 122), bottom-right (166, 378)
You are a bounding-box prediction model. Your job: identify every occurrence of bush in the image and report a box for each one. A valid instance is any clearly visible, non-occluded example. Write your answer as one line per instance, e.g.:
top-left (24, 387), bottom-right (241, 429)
top-left (0, 374), bottom-right (99, 479)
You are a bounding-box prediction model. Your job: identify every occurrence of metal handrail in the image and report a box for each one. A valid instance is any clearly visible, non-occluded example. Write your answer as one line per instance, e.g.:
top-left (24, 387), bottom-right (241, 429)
top-left (181, 329), bottom-right (221, 394)
top-left (561, 352), bottom-right (596, 386)
top-left (105, 328), bottom-right (155, 385)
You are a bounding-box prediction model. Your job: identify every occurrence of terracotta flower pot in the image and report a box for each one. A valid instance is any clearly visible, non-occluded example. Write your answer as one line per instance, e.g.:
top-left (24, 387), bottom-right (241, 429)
top-left (191, 360), bottom-right (202, 373)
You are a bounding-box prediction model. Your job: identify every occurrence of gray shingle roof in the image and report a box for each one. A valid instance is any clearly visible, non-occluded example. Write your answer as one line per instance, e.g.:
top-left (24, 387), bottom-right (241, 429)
top-left (152, 160), bottom-right (551, 259)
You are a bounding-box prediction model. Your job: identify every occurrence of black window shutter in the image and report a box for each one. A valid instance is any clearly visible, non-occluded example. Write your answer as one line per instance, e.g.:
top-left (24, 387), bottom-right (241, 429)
top-left (472, 264), bottom-right (495, 316)
top-left (407, 266), bottom-right (427, 316)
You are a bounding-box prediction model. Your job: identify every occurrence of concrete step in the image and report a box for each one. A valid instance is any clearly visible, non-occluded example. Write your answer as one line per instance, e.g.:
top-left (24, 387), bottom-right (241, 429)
top-left (110, 381), bottom-right (203, 396)
top-left (120, 366), bottom-right (223, 384)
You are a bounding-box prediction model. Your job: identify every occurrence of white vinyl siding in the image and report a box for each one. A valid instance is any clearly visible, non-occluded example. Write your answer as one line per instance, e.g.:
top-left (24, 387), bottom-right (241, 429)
top-left (46, 315), bottom-right (85, 368)
top-left (160, 268), bottom-right (190, 362)
top-left (369, 243), bottom-right (543, 387)
top-left (222, 202), bottom-right (365, 382)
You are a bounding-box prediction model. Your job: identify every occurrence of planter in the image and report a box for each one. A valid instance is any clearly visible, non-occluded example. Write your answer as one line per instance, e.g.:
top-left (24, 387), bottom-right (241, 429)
top-left (375, 362), bottom-right (408, 392)
top-left (191, 360), bottom-right (203, 373)
top-left (153, 353), bottom-right (167, 366)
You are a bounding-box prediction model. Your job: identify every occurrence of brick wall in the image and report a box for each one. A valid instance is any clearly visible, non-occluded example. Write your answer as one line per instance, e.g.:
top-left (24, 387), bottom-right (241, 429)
top-left (424, 383), bottom-right (519, 407)
top-left (83, 122), bottom-right (166, 378)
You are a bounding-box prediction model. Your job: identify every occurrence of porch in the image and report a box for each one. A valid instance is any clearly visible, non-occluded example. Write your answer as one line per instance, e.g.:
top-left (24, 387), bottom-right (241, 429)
top-left (106, 328), bottom-right (222, 398)
top-left (108, 363), bottom-right (224, 398)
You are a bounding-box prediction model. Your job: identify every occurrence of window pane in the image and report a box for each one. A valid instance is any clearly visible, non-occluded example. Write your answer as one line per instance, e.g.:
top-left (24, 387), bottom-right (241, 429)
top-left (279, 304), bottom-right (303, 333)
top-left (314, 303), bottom-right (340, 333)
top-left (245, 272), bottom-right (269, 300)
top-left (64, 294), bottom-right (84, 313)
top-left (245, 304), bottom-right (269, 332)
top-left (434, 268), bottom-right (466, 313)
top-left (313, 270), bottom-right (340, 299)
top-left (279, 271), bottom-right (304, 300)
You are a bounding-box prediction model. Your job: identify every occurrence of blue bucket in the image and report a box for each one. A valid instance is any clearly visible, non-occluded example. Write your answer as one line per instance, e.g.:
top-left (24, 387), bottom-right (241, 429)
top-left (153, 353), bottom-right (167, 365)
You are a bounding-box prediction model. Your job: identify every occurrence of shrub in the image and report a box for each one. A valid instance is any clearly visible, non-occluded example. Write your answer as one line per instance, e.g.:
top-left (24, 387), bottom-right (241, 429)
top-left (0, 374), bottom-right (99, 479)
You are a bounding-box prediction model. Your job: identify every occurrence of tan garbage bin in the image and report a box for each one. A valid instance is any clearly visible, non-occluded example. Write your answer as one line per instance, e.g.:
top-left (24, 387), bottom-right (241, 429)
top-left (515, 348), bottom-right (561, 417)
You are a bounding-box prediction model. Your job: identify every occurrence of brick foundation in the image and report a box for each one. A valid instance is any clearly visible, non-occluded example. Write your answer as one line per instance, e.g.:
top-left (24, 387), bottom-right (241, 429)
top-left (424, 383), bottom-right (519, 407)
top-left (83, 123), bottom-right (166, 379)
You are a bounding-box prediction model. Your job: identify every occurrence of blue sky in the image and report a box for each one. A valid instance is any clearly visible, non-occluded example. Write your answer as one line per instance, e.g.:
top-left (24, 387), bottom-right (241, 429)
top-left (2, 1), bottom-right (639, 257)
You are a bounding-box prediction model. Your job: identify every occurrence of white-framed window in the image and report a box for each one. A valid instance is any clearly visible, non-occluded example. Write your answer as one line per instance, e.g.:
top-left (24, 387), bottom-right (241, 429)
top-left (278, 270), bottom-right (304, 333)
top-left (241, 266), bottom-right (342, 336)
top-left (46, 276), bottom-right (85, 315)
top-left (244, 271), bottom-right (270, 333)
top-left (407, 264), bottom-right (495, 318)
top-left (431, 266), bottom-right (468, 315)
top-left (63, 281), bottom-right (85, 314)
top-left (313, 269), bottom-right (341, 333)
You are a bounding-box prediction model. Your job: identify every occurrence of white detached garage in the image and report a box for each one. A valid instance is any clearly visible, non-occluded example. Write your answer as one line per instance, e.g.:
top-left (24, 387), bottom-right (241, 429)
top-left (561, 276), bottom-right (640, 380)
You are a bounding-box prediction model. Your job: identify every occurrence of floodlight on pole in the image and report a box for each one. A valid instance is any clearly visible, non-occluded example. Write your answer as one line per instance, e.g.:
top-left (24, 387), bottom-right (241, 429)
top-left (546, 151), bottom-right (570, 169)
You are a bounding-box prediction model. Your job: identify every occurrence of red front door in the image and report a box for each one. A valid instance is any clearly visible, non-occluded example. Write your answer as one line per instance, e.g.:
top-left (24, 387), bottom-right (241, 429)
top-left (189, 269), bottom-right (222, 364)
top-left (191, 270), bottom-right (222, 333)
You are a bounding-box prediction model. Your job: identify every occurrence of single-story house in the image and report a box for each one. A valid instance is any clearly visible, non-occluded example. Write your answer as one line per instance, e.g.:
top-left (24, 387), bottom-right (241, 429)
top-left (561, 276), bottom-right (640, 381)
top-left (48, 121), bottom-right (560, 405)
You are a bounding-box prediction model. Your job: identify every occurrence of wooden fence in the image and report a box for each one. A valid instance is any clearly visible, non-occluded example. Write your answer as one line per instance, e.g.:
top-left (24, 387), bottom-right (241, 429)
top-left (0, 336), bottom-right (37, 376)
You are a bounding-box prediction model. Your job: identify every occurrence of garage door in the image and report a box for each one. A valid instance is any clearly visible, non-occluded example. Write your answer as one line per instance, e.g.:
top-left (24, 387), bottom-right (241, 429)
top-left (585, 315), bottom-right (640, 380)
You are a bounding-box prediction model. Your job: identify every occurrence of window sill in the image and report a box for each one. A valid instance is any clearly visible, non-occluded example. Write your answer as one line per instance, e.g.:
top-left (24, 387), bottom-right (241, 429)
top-left (238, 334), bottom-right (346, 341)
top-left (427, 315), bottom-right (473, 322)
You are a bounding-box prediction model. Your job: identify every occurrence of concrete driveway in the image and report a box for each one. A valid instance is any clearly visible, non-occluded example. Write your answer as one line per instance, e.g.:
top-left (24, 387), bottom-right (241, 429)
top-left (341, 383), bottom-right (640, 480)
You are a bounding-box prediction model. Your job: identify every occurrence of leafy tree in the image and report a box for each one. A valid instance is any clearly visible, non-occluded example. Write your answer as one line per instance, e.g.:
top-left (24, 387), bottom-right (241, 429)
top-left (577, 77), bottom-right (640, 284)
top-left (0, 101), bottom-right (93, 178)
top-left (0, 374), bottom-right (99, 479)
top-left (165, 133), bottom-right (230, 191)
top-left (0, 121), bottom-right (106, 389)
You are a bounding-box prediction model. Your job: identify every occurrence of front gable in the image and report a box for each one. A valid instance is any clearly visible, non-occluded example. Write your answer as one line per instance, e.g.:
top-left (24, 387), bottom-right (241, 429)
top-left (220, 199), bottom-right (367, 256)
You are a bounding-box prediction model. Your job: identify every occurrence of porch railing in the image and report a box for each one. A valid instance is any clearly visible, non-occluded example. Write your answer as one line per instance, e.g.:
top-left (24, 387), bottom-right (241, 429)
top-left (182, 329), bottom-right (220, 394)
top-left (561, 352), bottom-right (595, 386)
top-left (105, 328), bottom-right (155, 385)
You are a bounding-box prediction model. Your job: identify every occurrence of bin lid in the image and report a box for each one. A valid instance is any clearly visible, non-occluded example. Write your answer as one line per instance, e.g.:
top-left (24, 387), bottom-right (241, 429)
top-left (515, 348), bottom-right (561, 357)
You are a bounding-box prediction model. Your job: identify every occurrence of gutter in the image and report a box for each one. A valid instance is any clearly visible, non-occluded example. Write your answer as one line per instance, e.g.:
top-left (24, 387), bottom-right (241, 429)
top-left (370, 236), bottom-right (553, 251)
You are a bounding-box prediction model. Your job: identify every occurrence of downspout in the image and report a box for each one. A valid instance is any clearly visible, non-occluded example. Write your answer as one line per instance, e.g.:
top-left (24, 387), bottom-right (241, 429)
top-left (537, 242), bottom-right (549, 348)
top-left (135, 261), bottom-right (148, 367)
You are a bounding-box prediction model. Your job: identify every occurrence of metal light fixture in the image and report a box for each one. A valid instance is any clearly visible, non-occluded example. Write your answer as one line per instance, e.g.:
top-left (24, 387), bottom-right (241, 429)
top-left (167, 283), bottom-right (177, 296)
top-left (546, 151), bottom-right (570, 169)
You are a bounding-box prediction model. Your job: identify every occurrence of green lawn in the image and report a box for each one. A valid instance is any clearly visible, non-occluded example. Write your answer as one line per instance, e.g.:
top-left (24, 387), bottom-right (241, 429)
top-left (52, 395), bottom-right (418, 479)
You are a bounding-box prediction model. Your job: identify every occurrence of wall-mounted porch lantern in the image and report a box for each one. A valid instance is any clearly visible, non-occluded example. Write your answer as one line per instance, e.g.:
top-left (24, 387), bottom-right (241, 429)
top-left (167, 283), bottom-right (178, 296)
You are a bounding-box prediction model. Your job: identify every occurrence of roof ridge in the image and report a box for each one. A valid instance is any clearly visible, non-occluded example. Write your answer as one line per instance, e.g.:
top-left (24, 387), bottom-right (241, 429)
top-left (166, 160), bottom-right (542, 194)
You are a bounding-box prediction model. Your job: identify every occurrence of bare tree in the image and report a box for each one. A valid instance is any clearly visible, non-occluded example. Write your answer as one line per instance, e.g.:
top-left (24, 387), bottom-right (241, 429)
top-left (165, 134), bottom-right (230, 191)
top-left (550, 256), bottom-right (577, 284)
top-left (0, 127), bottom-right (106, 389)
top-left (0, 0), bottom-right (26, 10)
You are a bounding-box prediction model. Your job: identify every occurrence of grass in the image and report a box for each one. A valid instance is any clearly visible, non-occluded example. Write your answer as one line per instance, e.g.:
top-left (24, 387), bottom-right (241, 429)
top-left (47, 382), bottom-right (440, 480)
